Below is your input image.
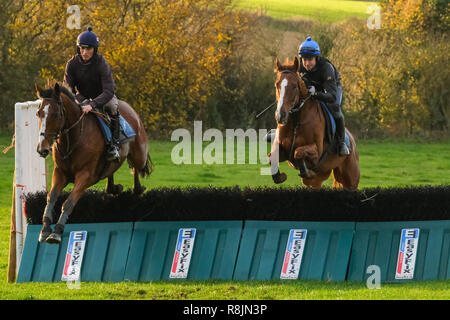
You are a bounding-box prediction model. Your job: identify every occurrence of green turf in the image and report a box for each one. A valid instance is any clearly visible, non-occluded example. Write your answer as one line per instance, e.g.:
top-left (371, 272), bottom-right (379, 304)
top-left (233, 0), bottom-right (377, 22)
top-left (2, 279), bottom-right (450, 300)
top-left (1, 133), bottom-right (449, 299)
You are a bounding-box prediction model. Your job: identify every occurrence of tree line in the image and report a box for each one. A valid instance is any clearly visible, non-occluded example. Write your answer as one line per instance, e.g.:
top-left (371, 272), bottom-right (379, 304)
top-left (0, 0), bottom-right (448, 138)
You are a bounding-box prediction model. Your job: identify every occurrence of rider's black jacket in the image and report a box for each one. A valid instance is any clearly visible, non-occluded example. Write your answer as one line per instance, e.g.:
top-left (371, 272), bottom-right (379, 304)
top-left (298, 56), bottom-right (341, 104)
top-left (63, 53), bottom-right (115, 108)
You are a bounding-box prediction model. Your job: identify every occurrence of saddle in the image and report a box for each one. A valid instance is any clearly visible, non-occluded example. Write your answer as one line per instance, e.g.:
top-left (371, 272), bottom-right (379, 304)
top-left (94, 114), bottom-right (136, 145)
top-left (320, 102), bottom-right (351, 153)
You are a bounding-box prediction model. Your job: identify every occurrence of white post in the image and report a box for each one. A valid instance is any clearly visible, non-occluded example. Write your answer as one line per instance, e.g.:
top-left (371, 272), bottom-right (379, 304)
top-left (14, 100), bottom-right (47, 270)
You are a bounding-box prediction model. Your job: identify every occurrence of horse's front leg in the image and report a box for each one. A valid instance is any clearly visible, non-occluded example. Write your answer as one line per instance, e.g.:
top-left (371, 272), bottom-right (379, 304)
top-left (294, 144), bottom-right (319, 179)
top-left (39, 168), bottom-right (67, 242)
top-left (106, 174), bottom-right (123, 195)
top-left (46, 171), bottom-right (95, 244)
top-left (268, 132), bottom-right (288, 184)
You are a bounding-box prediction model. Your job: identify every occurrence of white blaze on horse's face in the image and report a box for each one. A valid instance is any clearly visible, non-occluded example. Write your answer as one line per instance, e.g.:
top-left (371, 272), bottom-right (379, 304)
top-left (38, 104), bottom-right (50, 146)
top-left (276, 78), bottom-right (288, 125)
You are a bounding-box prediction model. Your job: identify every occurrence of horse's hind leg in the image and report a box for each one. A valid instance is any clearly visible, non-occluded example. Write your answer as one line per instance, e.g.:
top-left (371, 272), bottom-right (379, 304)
top-left (39, 168), bottom-right (67, 242)
top-left (127, 141), bottom-right (151, 194)
top-left (302, 171), bottom-right (330, 190)
top-left (132, 168), bottom-right (146, 195)
top-left (106, 175), bottom-right (123, 195)
top-left (333, 155), bottom-right (360, 190)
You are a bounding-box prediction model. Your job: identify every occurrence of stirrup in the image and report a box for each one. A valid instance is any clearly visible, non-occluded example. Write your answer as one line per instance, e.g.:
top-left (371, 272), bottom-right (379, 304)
top-left (107, 146), bottom-right (120, 161)
top-left (338, 142), bottom-right (350, 156)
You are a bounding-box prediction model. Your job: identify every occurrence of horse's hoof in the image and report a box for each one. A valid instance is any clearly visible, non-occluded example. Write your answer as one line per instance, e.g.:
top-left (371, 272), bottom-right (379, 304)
top-left (273, 172), bottom-right (287, 184)
top-left (134, 186), bottom-right (146, 195)
top-left (115, 184), bottom-right (123, 194)
top-left (46, 233), bottom-right (62, 244)
top-left (39, 231), bottom-right (52, 243)
top-left (108, 184), bottom-right (123, 195)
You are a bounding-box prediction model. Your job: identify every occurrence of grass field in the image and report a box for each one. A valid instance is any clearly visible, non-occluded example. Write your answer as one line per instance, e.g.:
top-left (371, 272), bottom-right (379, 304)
top-left (0, 132), bottom-right (449, 300)
top-left (234, 0), bottom-right (377, 22)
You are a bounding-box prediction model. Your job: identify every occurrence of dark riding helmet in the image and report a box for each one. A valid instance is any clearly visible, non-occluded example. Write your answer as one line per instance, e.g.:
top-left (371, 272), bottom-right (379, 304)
top-left (76, 27), bottom-right (99, 53)
top-left (298, 36), bottom-right (320, 59)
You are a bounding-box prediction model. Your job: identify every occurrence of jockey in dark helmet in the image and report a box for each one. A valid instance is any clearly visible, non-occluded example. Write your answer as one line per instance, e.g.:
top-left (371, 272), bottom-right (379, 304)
top-left (298, 36), bottom-right (350, 156)
top-left (63, 26), bottom-right (120, 162)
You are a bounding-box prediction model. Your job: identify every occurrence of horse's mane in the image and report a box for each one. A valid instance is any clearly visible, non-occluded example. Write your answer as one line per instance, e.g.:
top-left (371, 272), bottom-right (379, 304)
top-left (39, 84), bottom-right (77, 104)
top-left (59, 85), bottom-right (76, 103)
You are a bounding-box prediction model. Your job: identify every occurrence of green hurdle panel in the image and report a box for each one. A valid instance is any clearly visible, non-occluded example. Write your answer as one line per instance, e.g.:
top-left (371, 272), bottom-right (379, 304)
top-left (124, 221), bottom-right (242, 281)
top-left (348, 220), bottom-right (450, 283)
top-left (233, 221), bottom-right (355, 281)
top-left (17, 223), bottom-right (134, 283)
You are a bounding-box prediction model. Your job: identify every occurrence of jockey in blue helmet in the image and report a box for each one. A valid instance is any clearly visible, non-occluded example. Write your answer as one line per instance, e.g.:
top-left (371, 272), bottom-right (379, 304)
top-left (298, 37), bottom-right (350, 156)
top-left (64, 27), bottom-right (120, 161)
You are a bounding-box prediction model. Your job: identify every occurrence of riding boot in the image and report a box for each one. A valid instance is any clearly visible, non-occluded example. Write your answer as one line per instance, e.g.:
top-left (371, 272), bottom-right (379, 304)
top-left (107, 114), bottom-right (121, 162)
top-left (334, 113), bottom-right (350, 156)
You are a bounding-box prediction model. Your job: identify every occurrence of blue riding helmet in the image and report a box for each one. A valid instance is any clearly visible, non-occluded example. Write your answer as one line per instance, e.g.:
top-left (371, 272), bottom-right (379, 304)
top-left (298, 37), bottom-right (320, 58)
top-left (77, 27), bottom-right (99, 48)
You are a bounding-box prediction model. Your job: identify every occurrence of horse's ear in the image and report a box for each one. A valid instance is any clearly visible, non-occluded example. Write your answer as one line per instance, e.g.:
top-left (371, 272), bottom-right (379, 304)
top-left (35, 83), bottom-right (43, 98)
top-left (293, 56), bottom-right (299, 71)
top-left (54, 82), bottom-right (61, 97)
top-left (275, 57), bottom-right (282, 72)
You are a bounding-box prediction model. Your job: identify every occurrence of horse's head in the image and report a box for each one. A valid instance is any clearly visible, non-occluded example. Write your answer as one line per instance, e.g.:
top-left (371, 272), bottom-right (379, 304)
top-left (274, 57), bottom-right (308, 125)
top-left (35, 83), bottom-right (65, 158)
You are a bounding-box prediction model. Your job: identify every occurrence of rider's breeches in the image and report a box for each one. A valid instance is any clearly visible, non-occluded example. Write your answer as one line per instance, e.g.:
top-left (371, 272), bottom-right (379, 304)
top-left (103, 95), bottom-right (119, 116)
top-left (328, 85), bottom-right (345, 121)
top-left (327, 85), bottom-right (342, 113)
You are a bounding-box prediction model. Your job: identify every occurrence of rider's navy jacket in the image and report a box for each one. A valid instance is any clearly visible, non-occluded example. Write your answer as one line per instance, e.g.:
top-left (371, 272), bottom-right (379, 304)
top-left (299, 56), bottom-right (341, 104)
top-left (63, 53), bottom-right (115, 108)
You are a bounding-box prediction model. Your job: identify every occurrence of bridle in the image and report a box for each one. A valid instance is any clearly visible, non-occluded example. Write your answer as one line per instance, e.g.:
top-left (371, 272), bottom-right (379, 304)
top-left (39, 96), bottom-right (85, 160)
top-left (278, 70), bottom-right (311, 168)
top-left (278, 70), bottom-right (311, 115)
top-left (39, 96), bottom-right (65, 139)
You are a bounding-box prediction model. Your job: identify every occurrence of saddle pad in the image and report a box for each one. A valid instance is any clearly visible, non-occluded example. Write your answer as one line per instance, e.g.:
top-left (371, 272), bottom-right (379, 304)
top-left (320, 102), bottom-right (351, 152)
top-left (95, 114), bottom-right (136, 144)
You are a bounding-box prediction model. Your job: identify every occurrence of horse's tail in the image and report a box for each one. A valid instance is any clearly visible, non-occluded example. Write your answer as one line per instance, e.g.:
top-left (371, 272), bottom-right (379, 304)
top-left (139, 152), bottom-right (154, 178)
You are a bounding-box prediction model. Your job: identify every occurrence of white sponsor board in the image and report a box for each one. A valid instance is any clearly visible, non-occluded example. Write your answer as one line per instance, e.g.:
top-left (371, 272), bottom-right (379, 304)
top-left (170, 228), bottom-right (196, 279)
top-left (280, 229), bottom-right (307, 279)
top-left (61, 231), bottom-right (87, 281)
top-left (395, 228), bottom-right (420, 280)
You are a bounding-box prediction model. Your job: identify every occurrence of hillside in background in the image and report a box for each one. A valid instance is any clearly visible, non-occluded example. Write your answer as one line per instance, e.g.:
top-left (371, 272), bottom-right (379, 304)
top-left (234, 0), bottom-right (377, 22)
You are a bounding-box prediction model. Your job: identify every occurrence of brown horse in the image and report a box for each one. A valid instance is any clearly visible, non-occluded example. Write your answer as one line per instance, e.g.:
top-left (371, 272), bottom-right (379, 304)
top-left (36, 82), bottom-right (153, 244)
top-left (268, 57), bottom-right (360, 190)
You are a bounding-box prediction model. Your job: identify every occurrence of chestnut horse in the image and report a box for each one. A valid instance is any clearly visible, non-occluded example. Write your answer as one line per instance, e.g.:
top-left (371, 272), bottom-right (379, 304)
top-left (36, 83), bottom-right (153, 244)
top-left (268, 57), bottom-right (360, 189)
